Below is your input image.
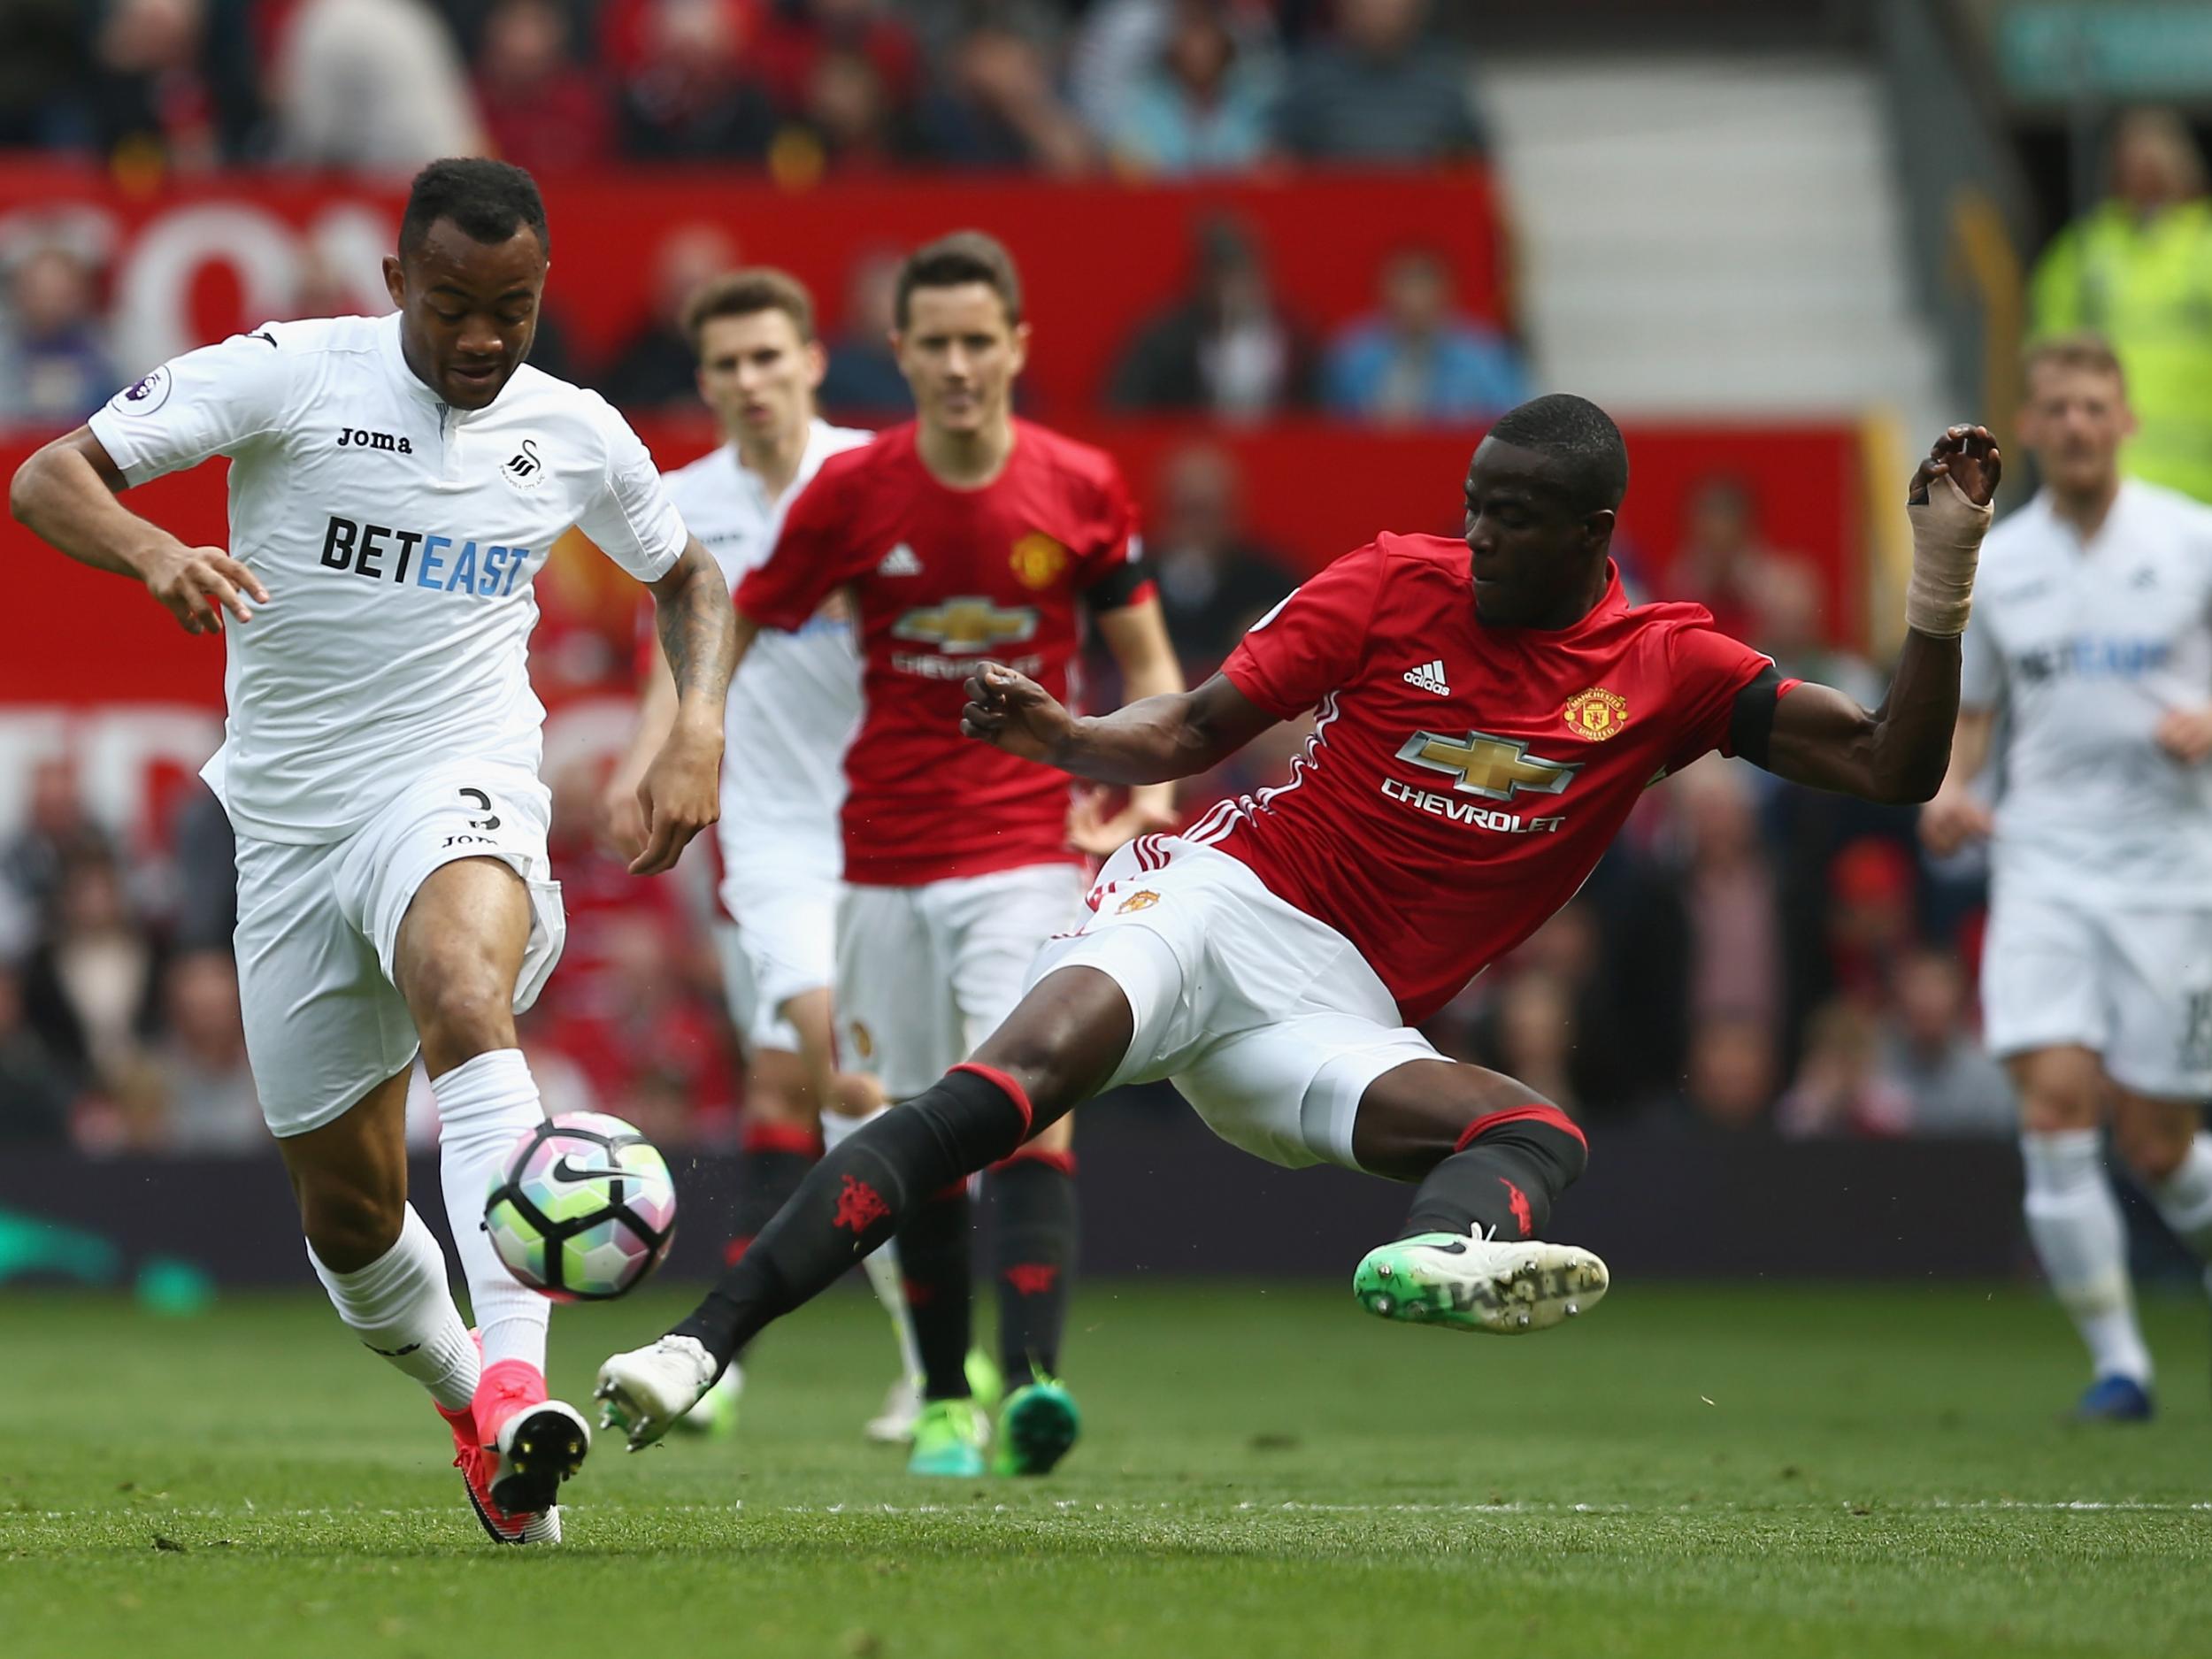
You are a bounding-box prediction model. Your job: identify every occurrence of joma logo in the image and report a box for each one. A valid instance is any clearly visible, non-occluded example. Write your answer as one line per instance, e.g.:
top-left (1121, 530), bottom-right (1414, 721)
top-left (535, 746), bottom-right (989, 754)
top-left (337, 426), bottom-right (413, 454)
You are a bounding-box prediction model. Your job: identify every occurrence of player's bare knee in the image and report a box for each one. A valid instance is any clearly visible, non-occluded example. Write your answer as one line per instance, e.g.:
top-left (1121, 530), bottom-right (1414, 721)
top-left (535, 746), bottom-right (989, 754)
top-left (2017, 1086), bottom-right (2101, 1135)
top-left (2112, 1102), bottom-right (2194, 1183)
top-left (408, 959), bottom-right (517, 1071)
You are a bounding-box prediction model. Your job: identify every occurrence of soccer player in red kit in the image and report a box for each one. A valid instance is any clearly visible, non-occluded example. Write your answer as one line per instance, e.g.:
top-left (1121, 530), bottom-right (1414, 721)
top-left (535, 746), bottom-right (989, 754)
top-left (706, 233), bottom-right (1183, 1476)
top-left (598, 398), bottom-right (2000, 1447)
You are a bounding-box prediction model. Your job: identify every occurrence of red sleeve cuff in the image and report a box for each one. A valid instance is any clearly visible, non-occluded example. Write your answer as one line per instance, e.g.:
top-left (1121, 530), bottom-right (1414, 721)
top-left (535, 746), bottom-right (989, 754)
top-left (1219, 655), bottom-right (1304, 721)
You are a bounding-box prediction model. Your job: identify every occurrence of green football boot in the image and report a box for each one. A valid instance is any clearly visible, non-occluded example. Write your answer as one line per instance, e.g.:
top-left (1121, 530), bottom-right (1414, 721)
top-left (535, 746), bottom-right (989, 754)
top-left (906, 1397), bottom-right (988, 1478)
top-left (964, 1348), bottom-right (1004, 1414)
top-left (992, 1373), bottom-right (1080, 1477)
top-left (1353, 1231), bottom-right (1609, 1335)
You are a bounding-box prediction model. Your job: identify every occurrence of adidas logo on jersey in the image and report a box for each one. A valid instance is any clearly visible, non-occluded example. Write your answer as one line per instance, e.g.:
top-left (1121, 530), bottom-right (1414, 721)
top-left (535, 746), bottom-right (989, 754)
top-left (1403, 659), bottom-right (1451, 695)
top-left (878, 543), bottom-right (923, 577)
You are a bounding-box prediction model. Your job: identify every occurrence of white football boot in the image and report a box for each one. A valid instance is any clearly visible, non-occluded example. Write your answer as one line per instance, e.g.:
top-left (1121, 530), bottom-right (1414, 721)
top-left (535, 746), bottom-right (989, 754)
top-left (864, 1375), bottom-right (923, 1444)
top-left (596, 1335), bottom-right (718, 1450)
top-left (1352, 1231), bottom-right (1609, 1334)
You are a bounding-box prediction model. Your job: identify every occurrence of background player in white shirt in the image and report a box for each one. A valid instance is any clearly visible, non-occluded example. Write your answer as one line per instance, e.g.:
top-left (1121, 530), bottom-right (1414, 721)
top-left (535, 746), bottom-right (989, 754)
top-left (1924, 334), bottom-right (2212, 1421)
top-left (7, 161), bottom-right (737, 1539)
top-left (604, 269), bottom-right (922, 1442)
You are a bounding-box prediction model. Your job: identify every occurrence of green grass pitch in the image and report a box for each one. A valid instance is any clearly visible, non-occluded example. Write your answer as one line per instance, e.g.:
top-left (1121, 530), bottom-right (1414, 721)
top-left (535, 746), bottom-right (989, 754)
top-left (4, 1280), bottom-right (2209, 1658)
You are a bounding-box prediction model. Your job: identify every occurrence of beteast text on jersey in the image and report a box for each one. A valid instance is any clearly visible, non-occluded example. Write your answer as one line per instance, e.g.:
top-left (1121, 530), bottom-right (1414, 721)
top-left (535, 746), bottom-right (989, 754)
top-left (317, 514), bottom-right (531, 596)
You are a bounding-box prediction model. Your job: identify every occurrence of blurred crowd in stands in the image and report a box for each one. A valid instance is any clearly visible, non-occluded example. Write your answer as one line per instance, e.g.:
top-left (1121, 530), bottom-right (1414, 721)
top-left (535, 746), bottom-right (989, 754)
top-left (4, 29), bottom-right (2212, 1160)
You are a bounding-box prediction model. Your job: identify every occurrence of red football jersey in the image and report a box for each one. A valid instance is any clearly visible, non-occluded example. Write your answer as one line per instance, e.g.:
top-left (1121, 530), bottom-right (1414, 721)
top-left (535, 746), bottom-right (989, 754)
top-left (1207, 534), bottom-right (1776, 1025)
top-left (737, 419), bottom-right (1150, 886)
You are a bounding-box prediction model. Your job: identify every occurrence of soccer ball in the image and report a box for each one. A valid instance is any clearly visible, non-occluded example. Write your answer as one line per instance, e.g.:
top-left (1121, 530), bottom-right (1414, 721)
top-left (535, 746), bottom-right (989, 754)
top-left (483, 1113), bottom-right (677, 1301)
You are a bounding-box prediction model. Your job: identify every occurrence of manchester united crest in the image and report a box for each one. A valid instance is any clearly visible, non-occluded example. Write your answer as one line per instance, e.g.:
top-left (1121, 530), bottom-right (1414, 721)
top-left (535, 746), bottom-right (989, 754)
top-left (1010, 533), bottom-right (1070, 590)
top-left (1563, 687), bottom-right (1629, 742)
top-left (1117, 889), bottom-right (1161, 915)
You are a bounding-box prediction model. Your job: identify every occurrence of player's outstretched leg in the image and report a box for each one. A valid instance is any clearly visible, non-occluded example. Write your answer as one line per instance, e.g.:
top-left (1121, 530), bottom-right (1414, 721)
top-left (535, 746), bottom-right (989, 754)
top-left (1347, 1063), bottom-right (1606, 1335)
top-left (598, 968), bottom-right (1133, 1449)
top-left (822, 1100), bottom-right (930, 1444)
top-left (400, 861), bottom-right (591, 1515)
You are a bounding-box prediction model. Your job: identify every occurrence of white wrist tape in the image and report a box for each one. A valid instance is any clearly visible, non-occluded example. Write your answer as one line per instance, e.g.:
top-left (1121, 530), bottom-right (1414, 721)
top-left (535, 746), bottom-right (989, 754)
top-left (1904, 471), bottom-right (1991, 638)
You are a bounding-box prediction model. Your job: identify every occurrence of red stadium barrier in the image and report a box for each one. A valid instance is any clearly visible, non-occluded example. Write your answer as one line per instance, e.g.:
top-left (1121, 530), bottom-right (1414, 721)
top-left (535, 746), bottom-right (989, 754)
top-left (0, 161), bottom-right (1508, 415)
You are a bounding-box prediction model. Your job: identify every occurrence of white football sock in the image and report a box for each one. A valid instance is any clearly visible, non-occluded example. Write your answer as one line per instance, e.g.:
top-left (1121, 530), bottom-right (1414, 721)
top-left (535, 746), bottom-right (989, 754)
top-left (825, 1104), bottom-right (923, 1381)
top-left (308, 1204), bottom-right (478, 1410)
top-left (2150, 1133), bottom-right (2212, 1264)
top-left (2021, 1130), bottom-right (2152, 1384)
top-left (434, 1048), bottom-right (550, 1374)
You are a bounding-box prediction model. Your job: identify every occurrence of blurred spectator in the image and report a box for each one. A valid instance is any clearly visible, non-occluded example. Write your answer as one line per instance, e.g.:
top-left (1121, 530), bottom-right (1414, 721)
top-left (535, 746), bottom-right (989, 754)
top-left (0, 965), bottom-right (76, 1147)
top-left (474, 0), bottom-right (614, 173)
top-left (618, 0), bottom-right (780, 161)
top-left (0, 247), bottom-right (115, 430)
top-left (601, 223), bottom-right (743, 411)
top-left (1071, 0), bottom-right (1277, 143)
top-left (88, 0), bottom-right (261, 173)
top-left (0, 757), bottom-right (113, 959)
top-left (1876, 949), bottom-right (2015, 1137)
top-left (919, 8), bottom-right (1094, 176)
top-left (1108, 214), bottom-right (1311, 418)
top-left (1663, 475), bottom-right (1796, 643)
top-left (148, 951), bottom-right (261, 1152)
top-left (1776, 1000), bottom-right (1911, 1138)
top-left (1107, 0), bottom-right (1279, 178)
top-left (753, 0), bottom-right (923, 119)
top-left (167, 785), bottom-right (237, 956)
top-left (1651, 1012), bottom-right (1778, 1133)
top-left (1672, 757), bottom-right (1783, 1043)
top-left (2031, 109), bottom-right (2212, 503)
top-left (0, 2), bottom-right (89, 150)
top-left (1272, 0), bottom-right (1484, 165)
top-left (273, 0), bottom-right (486, 171)
top-left (1147, 442), bottom-right (1295, 670)
top-left (1747, 558), bottom-right (1883, 710)
top-left (1824, 836), bottom-right (1919, 1009)
top-left (819, 248), bottom-right (912, 421)
top-left (1321, 247), bottom-right (1526, 425)
top-left (1489, 968), bottom-right (1580, 1117)
top-left (20, 850), bottom-right (163, 1093)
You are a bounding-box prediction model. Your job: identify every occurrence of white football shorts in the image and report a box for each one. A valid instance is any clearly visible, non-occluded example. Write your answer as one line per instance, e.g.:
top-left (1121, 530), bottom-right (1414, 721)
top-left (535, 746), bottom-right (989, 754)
top-left (232, 759), bottom-right (565, 1138)
top-left (1981, 888), bottom-right (2212, 1099)
top-left (836, 861), bottom-right (1088, 1101)
top-left (1022, 834), bottom-right (1440, 1171)
top-left (712, 837), bottom-right (839, 1054)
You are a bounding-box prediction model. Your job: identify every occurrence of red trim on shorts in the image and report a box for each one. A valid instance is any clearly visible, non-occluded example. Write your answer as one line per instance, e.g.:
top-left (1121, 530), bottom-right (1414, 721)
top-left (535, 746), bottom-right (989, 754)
top-left (1776, 677), bottom-right (1803, 700)
top-left (951, 1062), bottom-right (1033, 1133)
top-left (992, 1145), bottom-right (1076, 1177)
top-left (1454, 1103), bottom-right (1587, 1156)
top-left (741, 1121), bottom-right (822, 1157)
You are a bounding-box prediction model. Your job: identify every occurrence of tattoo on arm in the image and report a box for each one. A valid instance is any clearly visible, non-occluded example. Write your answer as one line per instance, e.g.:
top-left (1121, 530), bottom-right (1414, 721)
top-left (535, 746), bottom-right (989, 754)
top-left (654, 543), bottom-right (736, 709)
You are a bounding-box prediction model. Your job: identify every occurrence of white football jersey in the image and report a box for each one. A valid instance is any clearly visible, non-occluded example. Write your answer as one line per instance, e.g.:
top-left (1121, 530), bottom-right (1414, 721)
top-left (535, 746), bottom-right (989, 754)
top-left (661, 421), bottom-right (869, 896)
top-left (87, 313), bottom-right (688, 844)
top-left (1961, 479), bottom-right (2212, 904)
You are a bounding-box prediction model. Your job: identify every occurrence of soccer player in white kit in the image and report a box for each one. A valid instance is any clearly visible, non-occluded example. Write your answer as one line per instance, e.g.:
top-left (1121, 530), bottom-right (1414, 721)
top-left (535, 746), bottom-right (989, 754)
top-left (604, 268), bottom-right (922, 1441)
top-left (1924, 334), bottom-right (2212, 1420)
top-left (7, 161), bottom-right (737, 1539)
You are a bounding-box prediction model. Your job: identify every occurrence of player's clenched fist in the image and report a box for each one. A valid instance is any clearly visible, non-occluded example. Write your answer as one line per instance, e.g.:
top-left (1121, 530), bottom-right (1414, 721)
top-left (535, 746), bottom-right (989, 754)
top-left (142, 540), bottom-right (270, 634)
top-left (630, 726), bottom-right (722, 876)
top-left (962, 662), bottom-right (1075, 763)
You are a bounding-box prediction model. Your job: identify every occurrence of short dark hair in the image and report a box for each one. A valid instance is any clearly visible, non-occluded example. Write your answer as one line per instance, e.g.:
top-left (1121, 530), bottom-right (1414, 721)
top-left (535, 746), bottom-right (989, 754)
top-left (1486, 393), bottom-right (1629, 515)
top-left (2022, 330), bottom-right (2125, 392)
top-left (683, 267), bottom-right (817, 354)
top-left (399, 158), bottom-right (549, 259)
top-left (895, 230), bottom-right (1023, 330)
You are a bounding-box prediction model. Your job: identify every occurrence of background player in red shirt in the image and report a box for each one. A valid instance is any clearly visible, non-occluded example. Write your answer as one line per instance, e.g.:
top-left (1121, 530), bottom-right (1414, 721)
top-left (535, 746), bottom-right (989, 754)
top-left (719, 233), bottom-right (1184, 1476)
top-left (597, 399), bottom-right (2000, 1447)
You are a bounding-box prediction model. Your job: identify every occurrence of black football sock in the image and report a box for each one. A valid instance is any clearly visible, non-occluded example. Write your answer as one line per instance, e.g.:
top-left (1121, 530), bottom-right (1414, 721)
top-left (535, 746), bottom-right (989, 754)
top-left (989, 1151), bottom-right (1078, 1384)
top-left (718, 1122), bottom-right (818, 1361)
top-left (896, 1184), bottom-right (975, 1401)
top-left (672, 1065), bottom-right (1031, 1371)
top-left (1399, 1105), bottom-right (1589, 1242)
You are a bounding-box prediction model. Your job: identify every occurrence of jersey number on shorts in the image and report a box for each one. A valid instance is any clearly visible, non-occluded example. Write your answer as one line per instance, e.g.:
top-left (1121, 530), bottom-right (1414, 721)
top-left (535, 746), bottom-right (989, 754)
top-left (459, 787), bottom-right (500, 832)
